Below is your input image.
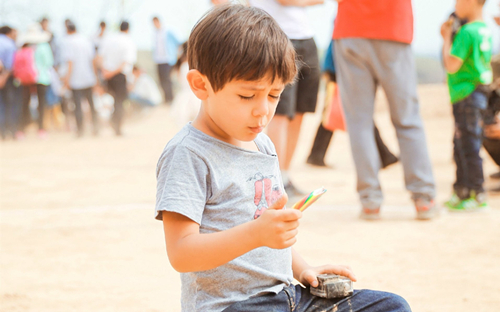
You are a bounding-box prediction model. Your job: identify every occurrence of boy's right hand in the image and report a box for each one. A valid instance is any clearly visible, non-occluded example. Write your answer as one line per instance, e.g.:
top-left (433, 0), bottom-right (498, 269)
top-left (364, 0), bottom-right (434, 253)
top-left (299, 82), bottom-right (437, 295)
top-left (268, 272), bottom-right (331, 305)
top-left (254, 193), bottom-right (302, 249)
top-left (440, 19), bottom-right (453, 40)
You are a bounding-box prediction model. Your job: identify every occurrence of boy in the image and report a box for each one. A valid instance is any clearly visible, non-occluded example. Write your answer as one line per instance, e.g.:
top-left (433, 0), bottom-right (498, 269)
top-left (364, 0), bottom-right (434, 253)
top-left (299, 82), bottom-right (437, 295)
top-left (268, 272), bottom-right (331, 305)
top-left (441, 0), bottom-right (493, 211)
top-left (156, 5), bottom-right (411, 312)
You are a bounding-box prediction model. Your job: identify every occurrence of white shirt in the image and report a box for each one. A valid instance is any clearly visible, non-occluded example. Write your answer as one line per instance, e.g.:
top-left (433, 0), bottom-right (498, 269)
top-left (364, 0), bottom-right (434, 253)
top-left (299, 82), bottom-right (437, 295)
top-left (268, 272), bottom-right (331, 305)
top-left (98, 32), bottom-right (137, 76)
top-left (131, 73), bottom-right (162, 105)
top-left (249, 0), bottom-right (314, 40)
top-left (62, 33), bottom-right (96, 90)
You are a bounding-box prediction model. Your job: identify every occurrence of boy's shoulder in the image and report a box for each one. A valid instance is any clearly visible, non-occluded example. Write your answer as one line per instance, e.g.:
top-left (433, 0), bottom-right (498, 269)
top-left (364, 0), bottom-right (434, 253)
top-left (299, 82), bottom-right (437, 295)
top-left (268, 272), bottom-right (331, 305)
top-left (456, 21), bottom-right (489, 38)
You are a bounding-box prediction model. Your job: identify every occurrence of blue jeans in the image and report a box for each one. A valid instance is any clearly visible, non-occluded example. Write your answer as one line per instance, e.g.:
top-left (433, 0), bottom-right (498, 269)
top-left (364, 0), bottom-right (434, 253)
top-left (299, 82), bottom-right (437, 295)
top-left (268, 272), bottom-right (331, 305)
top-left (452, 90), bottom-right (488, 198)
top-left (222, 285), bottom-right (411, 312)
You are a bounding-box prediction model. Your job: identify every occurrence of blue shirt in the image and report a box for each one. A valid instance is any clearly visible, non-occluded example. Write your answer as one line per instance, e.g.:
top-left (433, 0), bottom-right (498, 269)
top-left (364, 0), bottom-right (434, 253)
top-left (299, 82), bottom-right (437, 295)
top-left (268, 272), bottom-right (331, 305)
top-left (153, 28), bottom-right (182, 65)
top-left (0, 34), bottom-right (17, 71)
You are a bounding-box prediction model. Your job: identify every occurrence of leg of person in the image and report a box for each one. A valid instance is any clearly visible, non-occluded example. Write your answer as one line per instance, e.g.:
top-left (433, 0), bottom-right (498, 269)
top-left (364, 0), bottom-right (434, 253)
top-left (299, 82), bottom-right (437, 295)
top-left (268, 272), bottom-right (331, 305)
top-left (374, 124), bottom-right (399, 169)
top-left (157, 63), bottom-right (173, 104)
top-left (221, 285), bottom-right (292, 312)
top-left (371, 40), bottom-right (436, 219)
top-left (307, 124), bottom-right (334, 167)
top-left (267, 78), bottom-right (298, 195)
top-left (6, 77), bottom-right (21, 138)
top-left (295, 286), bottom-right (411, 312)
top-left (0, 86), bottom-right (6, 140)
top-left (108, 74), bottom-right (128, 136)
top-left (450, 91), bottom-right (488, 210)
top-left (84, 87), bottom-right (99, 135)
top-left (482, 137), bottom-right (500, 166)
top-left (334, 38), bottom-right (383, 217)
top-left (36, 84), bottom-right (48, 137)
top-left (19, 85), bottom-right (32, 133)
top-left (72, 89), bottom-right (84, 136)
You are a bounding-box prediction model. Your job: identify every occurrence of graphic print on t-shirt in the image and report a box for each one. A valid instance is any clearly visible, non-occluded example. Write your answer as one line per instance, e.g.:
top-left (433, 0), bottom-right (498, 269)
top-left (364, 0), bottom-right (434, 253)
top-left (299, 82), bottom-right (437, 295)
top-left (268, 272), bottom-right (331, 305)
top-left (248, 173), bottom-right (282, 219)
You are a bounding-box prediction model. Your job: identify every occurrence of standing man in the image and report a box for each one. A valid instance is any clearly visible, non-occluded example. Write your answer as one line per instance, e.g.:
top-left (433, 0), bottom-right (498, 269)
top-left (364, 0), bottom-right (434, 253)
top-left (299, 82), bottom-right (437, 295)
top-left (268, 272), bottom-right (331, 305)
top-left (152, 17), bottom-right (182, 105)
top-left (333, 0), bottom-right (437, 220)
top-left (98, 21), bottom-right (137, 136)
top-left (62, 21), bottom-right (99, 137)
top-left (249, 0), bottom-right (322, 198)
top-left (0, 26), bottom-right (20, 140)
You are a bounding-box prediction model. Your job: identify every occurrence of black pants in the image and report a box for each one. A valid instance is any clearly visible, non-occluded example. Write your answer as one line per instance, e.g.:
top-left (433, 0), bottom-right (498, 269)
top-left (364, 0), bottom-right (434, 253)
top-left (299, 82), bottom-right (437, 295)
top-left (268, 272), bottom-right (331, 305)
top-left (483, 137), bottom-right (500, 167)
top-left (452, 90), bottom-right (487, 198)
top-left (72, 87), bottom-right (98, 135)
top-left (308, 123), bottom-right (397, 168)
top-left (20, 84), bottom-right (48, 131)
top-left (106, 74), bottom-right (128, 135)
top-left (0, 76), bottom-right (22, 139)
top-left (157, 63), bottom-right (173, 103)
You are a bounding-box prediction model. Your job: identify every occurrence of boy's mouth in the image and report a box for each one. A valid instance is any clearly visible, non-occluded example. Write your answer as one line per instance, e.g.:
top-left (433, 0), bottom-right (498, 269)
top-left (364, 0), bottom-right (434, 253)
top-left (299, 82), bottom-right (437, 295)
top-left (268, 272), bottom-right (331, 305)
top-left (249, 126), bottom-right (264, 134)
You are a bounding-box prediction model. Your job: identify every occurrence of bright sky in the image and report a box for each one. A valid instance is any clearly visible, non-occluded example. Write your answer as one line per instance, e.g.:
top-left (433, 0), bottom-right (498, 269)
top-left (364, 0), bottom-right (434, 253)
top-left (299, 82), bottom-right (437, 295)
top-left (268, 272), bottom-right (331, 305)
top-left (1, 0), bottom-right (499, 56)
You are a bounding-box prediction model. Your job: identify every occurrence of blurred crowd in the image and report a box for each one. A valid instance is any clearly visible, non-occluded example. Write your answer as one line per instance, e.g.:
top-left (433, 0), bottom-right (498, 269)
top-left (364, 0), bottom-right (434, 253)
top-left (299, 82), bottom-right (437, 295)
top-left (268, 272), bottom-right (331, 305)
top-left (0, 17), bottom-right (185, 140)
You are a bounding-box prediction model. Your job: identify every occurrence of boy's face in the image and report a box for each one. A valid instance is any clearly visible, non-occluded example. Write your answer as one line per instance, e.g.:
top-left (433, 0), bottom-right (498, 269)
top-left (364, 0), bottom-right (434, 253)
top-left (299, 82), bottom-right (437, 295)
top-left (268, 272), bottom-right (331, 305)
top-left (455, 0), bottom-right (475, 19)
top-left (198, 75), bottom-right (285, 145)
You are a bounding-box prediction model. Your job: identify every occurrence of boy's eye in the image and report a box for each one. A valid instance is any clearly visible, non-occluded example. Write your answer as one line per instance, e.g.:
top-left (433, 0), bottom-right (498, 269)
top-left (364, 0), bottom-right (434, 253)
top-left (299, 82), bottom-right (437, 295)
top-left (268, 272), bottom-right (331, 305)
top-left (239, 95), bottom-right (255, 101)
top-left (269, 94), bottom-right (280, 100)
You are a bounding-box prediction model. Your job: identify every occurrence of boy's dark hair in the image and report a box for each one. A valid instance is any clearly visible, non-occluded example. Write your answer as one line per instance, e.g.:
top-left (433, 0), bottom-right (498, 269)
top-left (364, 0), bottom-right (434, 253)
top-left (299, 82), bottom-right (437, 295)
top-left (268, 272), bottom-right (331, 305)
top-left (100, 21), bottom-right (106, 28)
top-left (120, 21), bottom-right (129, 32)
top-left (188, 4), bottom-right (297, 92)
top-left (0, 26), bottom-right (13, 35)
top-left (67, 21), bottom-right (76, 32)
top-left (152, 16), bottom-right (159, 22)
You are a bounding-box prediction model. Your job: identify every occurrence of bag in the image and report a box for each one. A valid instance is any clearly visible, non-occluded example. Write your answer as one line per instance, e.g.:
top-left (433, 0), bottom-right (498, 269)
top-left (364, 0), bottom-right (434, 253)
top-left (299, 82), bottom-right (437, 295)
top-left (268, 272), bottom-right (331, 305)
top-left (13, 47), bottom-right (38, 85)
top-left (323, 83), bottom-right (346, 132)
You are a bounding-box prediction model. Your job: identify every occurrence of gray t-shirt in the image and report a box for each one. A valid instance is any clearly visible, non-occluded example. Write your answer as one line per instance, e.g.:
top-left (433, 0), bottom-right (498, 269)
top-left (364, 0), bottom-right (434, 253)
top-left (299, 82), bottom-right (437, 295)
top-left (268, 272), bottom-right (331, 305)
top-left (155, 124), bottom-right (293, 312)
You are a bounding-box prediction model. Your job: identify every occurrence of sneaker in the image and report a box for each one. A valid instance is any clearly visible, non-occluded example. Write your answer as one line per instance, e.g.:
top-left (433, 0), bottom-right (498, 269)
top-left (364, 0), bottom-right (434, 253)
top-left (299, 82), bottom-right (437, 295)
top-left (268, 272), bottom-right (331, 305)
top-left (15, 131), bottom-right (25, 140)
top-left (360, 207), bottom-right (381, 220)
top-left (414, 198), bottom-right (439, 220)
top-left (446, 196), bottom-right (488, 212)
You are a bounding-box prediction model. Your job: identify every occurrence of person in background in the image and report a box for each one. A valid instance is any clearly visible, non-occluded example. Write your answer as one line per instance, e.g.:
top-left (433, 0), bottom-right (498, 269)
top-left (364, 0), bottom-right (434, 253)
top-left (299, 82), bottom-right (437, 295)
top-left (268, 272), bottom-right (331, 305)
top-left (97, 21), bottom-right (137, 136)
top-left (152, 16), bottom-right (182, 105)
top-left (16, 24), bottom-right (54, 139)
top-left (0, 26), bottom-right (22, 140)
top-left (93, 21), bottom-right (106, 52)
top-left (333, 0), bottom-right (436, 220)
top-left (170, 42), bottom-right (200, 127)
top-left (441, 0), bottom-right (493, 211)
top-left (249, 0), bottom-right (322, 199)
top-left (128, 65), bottom-right (162, 107)
top-left (62, 21), bottom-right (99, 137)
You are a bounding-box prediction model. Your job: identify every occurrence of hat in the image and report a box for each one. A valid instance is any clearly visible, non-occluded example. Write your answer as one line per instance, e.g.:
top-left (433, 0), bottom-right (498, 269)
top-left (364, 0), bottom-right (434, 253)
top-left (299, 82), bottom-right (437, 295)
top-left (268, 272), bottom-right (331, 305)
top-left (17, 24), bottom-right (51, 46)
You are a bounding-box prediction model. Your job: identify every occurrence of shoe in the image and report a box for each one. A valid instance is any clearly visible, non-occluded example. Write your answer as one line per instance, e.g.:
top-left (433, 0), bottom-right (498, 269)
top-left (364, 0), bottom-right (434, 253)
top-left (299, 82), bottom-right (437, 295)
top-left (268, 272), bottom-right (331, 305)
top-left (15, 131), bottom-right (25, 140)
top-left (284, 181), bottom-right (306, 200)
top-left (490, 171), bottom-right (500, 179)
top-left (414, 198), bottom-right (439, 220)
top-left (38, 129), bottom-right (48, 139)
top-left (306, 156), bottom-right (333, 168)
top-left (446, 194), bottom-right (488, 212)
top-left (360, 207), bottom-right (381, 220)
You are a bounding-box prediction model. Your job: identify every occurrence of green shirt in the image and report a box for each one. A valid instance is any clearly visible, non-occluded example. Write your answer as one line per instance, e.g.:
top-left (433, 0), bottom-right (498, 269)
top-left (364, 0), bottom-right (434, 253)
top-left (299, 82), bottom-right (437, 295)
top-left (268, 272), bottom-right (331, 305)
top-left (447, 21), bottom-right (492, 104)
top-left (34, 43), bottom-right (54, 86)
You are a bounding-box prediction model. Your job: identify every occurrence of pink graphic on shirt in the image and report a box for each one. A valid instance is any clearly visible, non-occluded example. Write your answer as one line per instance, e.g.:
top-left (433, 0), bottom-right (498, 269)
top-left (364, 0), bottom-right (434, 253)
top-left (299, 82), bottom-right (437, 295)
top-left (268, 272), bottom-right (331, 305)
top-left (248, 173), bottom-right (282, 219)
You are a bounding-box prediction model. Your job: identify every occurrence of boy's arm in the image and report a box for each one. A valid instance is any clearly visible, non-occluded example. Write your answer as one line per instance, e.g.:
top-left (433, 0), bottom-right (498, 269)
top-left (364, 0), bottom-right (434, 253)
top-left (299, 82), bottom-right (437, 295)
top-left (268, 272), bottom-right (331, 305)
top-left (441, 20), bottom-right (463, 74)
top-left (291, 248), bottom-right (357, 287)
top-left (162, 194), bottom-right (302, 273)
top-left (276, 0), bottom-right (325, 7)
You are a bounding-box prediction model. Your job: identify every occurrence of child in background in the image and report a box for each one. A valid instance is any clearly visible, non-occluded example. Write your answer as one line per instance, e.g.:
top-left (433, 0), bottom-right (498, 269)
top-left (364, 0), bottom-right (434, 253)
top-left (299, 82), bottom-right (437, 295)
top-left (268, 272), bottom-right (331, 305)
top-left (155, 4), bottom-right (411, 312)
top-left (441, 0), bottom-right (493, 211)
top-left (128, 65), bottom-right (162, 107)
top-left (170, 42), bottom-right (200, 127)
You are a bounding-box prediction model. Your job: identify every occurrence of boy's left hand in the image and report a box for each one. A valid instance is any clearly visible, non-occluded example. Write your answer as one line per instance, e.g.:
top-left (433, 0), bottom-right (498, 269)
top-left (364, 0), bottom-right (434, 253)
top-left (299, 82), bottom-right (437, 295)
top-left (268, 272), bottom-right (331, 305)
top-left (299, 264), bottom-right (357, 287)
top-left (440, 19), bottom-right (452, 39)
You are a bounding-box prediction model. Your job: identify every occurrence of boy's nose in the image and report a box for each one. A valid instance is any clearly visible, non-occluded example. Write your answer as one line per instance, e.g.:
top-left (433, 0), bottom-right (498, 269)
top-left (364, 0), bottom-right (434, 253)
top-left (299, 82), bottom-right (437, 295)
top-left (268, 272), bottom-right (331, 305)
top-left (253, 99), bottom-right (270, 117)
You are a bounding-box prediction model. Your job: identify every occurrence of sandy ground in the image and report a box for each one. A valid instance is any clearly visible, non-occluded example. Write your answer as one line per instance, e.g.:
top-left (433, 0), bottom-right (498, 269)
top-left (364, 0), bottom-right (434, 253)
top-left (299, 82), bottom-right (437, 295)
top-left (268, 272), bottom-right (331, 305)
top-left (1, 84), bottom-right (500, 312)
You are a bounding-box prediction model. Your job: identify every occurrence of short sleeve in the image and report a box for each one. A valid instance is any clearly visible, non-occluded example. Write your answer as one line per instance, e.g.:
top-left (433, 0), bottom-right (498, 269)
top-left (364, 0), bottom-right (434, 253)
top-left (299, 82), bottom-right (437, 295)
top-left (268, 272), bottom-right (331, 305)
top-left (450, 28), bottom-right (471, 61)
top-left (155, 145), bottom-right (209, 222)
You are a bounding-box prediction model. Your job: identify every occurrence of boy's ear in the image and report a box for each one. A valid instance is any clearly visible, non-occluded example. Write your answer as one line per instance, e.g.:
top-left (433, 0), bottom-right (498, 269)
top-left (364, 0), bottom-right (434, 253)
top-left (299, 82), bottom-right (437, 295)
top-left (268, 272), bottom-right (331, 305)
top-left (187, 69), bottom-right (210, 101)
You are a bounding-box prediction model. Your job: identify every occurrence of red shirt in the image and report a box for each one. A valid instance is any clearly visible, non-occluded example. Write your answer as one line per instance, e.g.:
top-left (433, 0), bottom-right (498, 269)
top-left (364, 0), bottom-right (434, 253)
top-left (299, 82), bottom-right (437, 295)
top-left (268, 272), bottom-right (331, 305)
top-left (333, 0), bottom-right (413, 44)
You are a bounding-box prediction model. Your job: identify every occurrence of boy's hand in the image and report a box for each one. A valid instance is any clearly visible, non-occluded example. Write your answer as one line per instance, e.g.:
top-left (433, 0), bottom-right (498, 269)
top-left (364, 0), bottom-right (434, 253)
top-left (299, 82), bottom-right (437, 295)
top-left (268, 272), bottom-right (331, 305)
top-left (254, 194), bottom-right (302, 249)
top-left (299, 264), bottom-right (357, 287)
top-left (440, 19), bottom-right (453, 39)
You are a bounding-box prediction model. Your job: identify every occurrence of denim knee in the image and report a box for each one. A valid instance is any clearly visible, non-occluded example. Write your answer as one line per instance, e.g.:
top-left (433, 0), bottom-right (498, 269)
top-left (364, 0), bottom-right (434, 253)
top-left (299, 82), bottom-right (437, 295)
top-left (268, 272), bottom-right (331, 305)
top-left (384, 293), bottom-right (412, 312)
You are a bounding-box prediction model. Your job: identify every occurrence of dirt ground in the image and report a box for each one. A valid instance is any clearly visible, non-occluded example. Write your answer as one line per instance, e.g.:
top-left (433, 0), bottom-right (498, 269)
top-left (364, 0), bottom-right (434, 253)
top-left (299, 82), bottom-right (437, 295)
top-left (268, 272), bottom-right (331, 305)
top-left (1, 84), bottom-right (499, 312)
